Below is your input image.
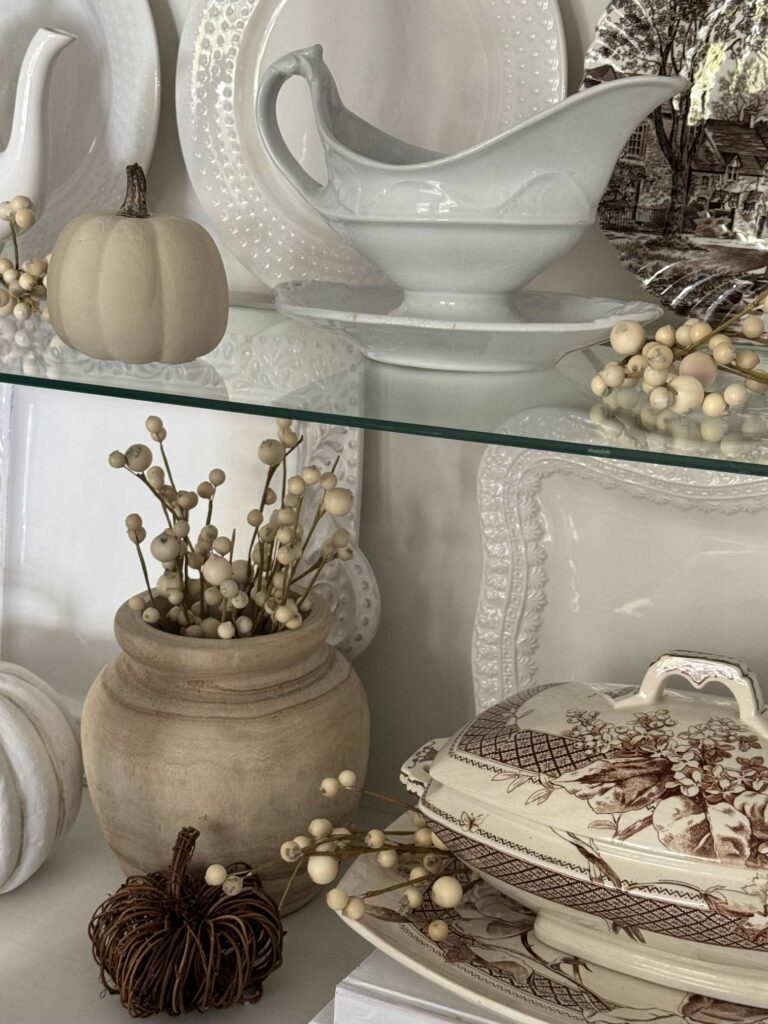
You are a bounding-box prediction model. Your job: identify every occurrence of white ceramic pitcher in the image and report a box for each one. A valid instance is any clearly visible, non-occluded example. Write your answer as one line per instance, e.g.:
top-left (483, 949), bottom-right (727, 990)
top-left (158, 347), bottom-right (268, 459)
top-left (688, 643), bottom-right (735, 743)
top-left (0, 28), bottom-right (76, 242)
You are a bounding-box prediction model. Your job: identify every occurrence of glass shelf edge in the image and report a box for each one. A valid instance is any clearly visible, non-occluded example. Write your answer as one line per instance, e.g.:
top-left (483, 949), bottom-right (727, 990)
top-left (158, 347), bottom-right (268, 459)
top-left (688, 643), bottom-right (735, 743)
top-left (2, 372), bottom-right (767, 479)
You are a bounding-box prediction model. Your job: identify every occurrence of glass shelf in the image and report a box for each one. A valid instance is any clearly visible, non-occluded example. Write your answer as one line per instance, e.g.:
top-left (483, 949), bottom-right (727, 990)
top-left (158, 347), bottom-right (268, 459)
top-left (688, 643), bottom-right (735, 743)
top-left (2, 298), bottom-right (768, 477)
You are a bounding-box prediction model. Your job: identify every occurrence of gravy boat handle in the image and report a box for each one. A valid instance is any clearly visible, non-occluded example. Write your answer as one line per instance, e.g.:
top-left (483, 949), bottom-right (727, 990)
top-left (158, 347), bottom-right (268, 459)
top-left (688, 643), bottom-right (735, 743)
top-left (257, 50), bottom-right (324, 204)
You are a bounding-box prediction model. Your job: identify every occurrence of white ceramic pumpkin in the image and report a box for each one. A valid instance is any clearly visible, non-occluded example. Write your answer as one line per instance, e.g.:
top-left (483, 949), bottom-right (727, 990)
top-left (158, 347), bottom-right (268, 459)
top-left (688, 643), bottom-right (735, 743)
top-left (47, 164), bottom-right (229, 364)
top-left (0, 661), bottom-right (82, 893)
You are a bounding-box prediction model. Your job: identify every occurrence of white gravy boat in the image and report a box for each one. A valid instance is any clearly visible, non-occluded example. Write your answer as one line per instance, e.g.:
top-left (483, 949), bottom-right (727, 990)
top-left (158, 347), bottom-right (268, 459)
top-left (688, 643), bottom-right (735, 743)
top-left (258, 45), bottom-right (686, 321)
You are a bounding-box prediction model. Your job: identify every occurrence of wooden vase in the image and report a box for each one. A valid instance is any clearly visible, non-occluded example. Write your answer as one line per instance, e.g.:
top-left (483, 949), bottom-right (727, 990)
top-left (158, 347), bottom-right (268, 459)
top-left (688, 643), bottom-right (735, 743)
top-left (81, 596), bottom-right (369, 913)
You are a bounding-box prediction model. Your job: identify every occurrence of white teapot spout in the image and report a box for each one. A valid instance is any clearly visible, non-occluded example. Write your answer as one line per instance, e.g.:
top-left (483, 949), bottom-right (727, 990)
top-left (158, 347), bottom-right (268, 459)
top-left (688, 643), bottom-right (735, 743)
top-left (0, 28), bottom-right (76, 241)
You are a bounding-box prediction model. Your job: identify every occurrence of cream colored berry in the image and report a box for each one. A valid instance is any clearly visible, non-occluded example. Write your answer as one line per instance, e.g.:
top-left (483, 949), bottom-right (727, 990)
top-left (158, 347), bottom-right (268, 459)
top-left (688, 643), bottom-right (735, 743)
top-left (724, 382), bottom-right (749, 407)
top-left (344, 897), bottom-right (365, 921)
top-left (320, 777), bottom-right (340, 797)
top-left (205, 863), bottom-right (228, 887)
top-left (735, 350), bottom-right (760, 371)
top-left (307, 855), bottom-right (339, 885)
top-left (365, 829), bottom-right (386, 850)
top-left (431, 875), bottom-right (464, 909)
top-left (258, 439), bottom-right (286, 466)
top-left (702, 393), bottom-right (727, 418)
top-left (150, 534), bottom-right (181, 562)
top-left (609, 320), bottom-right (645, 356)
top-left (741, 314), bottom-right (765, 339)
top-left (405, 887), bottom-right (424, 909)
top-left (308, 818), bottom-right (333, 839)
top-left (670, 375), bottom-right (705, 414)
top-left (678, 351), bottom-right (717, 388)
top-left (688, 321), bottom-right (711, 344)
top-left (222, 874), bottom-right (243, 896)
top-left (428, 920), bottom-right (449, 942)
top-left (326, 888), bottom-right (349, 911)
top-left (414, 827), bottom-right (434, 847)
top-left (280, 841), bottom-right (302, 863)
top-left (13, 208), bottom-right (35, 231)
top-left (713, 342), bottom-right (735, 365)
top-left (125, 444), bottom-right (153, 472)
top-left (338, 769), bottom-right (357, 789)
top-left (202, 556), bottom-right (233, 585)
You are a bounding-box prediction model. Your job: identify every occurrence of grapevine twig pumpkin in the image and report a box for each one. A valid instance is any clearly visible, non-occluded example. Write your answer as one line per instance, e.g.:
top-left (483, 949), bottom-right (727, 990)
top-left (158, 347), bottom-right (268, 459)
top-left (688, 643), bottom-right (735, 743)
top-left (88, 827), bottom-right (284, 1017)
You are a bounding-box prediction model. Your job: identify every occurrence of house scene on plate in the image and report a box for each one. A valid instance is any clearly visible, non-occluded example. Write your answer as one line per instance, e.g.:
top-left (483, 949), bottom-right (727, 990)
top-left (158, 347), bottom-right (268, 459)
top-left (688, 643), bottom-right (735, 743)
top-left (5, 1), bottom-right (768, 1024)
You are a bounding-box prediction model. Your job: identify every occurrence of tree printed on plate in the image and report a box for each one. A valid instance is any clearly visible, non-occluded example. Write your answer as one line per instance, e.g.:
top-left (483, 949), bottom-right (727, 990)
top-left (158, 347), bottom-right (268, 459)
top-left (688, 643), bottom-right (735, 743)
top-left (584, 0), bottom-right (768, 318)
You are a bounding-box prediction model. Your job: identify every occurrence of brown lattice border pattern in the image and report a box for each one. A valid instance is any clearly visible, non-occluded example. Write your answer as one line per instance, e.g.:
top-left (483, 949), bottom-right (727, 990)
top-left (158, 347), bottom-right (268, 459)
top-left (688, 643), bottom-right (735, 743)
top-left (432, 822), bottom-right (764, 952)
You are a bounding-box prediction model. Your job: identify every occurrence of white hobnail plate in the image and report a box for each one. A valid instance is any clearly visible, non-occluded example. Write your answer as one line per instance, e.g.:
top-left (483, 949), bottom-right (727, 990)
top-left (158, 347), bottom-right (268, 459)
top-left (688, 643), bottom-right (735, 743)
top-left (176, 0), bottom-right (567, 286)
top-left (0, 0), bottom-right (160, 255)
top-left (274, 281), bottom-right (661, 372)
top-left (335, 812), bottom-right (742, 1024)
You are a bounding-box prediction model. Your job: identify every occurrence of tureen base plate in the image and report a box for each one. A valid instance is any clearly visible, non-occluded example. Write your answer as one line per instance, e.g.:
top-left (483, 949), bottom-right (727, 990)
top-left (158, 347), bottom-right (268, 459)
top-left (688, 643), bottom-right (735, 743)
top-left (535, 910), bottom-right (768, 1009)
top-left (274, 282), bottom-right (661, 372)
top-left (336, 813), bottom-right (757, 1024)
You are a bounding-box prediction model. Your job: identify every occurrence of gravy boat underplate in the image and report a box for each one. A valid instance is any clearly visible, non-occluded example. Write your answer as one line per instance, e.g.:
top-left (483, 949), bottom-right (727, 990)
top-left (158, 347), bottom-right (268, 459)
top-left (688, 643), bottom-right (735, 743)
top-left (258, 45), bottom-right (686, 321)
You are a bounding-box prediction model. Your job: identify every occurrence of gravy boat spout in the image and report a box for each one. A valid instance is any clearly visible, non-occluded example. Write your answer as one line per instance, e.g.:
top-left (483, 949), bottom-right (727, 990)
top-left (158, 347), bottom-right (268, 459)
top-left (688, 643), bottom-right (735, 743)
top-left (258, 45), bottom-right (687, 321)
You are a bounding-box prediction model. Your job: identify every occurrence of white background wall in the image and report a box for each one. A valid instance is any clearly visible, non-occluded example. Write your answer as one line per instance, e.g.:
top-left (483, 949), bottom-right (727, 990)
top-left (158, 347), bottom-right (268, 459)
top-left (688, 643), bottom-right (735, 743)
top-left (2, 0), bottom-right (656, 794)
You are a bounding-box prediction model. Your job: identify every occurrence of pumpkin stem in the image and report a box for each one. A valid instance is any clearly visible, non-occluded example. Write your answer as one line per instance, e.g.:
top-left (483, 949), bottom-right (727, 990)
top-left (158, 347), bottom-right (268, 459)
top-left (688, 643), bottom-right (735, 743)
top-left (119, 164), bottom-right (151, 219)
top-left (168, 826), bottom-right (200, 900)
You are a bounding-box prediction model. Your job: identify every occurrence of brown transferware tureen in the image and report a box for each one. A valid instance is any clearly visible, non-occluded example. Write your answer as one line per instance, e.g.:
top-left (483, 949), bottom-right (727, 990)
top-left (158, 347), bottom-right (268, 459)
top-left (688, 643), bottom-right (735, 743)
top-left (401, 652), bottom-right (768, 1008)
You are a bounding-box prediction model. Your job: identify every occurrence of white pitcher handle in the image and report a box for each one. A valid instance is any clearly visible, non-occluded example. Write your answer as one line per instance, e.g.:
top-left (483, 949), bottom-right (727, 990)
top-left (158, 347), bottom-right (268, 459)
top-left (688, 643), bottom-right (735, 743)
top-left (609, 651), bottom-right (768, 739)
top-left (257, 46), bottom-right (326, 205)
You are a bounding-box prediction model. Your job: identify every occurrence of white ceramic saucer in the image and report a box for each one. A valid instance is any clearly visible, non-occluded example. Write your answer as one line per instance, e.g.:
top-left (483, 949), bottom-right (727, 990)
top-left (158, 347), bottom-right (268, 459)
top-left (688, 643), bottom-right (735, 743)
top-left (274, 282), bottom-right (661, 372)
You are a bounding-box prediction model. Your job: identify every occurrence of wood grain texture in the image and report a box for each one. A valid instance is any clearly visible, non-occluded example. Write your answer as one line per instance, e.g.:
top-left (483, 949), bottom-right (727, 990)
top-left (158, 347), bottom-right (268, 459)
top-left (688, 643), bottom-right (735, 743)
top-left (82, 596), bottom-right (369, 913)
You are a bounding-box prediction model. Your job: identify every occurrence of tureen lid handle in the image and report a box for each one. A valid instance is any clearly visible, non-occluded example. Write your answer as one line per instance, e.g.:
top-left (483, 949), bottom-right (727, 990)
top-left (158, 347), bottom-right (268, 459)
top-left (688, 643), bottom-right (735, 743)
top-left (609, 651), bottom-right (768, 740)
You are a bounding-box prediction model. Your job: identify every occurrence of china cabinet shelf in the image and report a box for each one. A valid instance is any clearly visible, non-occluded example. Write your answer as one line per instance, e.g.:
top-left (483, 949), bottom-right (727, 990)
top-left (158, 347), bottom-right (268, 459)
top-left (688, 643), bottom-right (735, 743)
top-left (0, 796), bottom-right (370, 1024)
top-left (3, 299), bottom-right (768, 477)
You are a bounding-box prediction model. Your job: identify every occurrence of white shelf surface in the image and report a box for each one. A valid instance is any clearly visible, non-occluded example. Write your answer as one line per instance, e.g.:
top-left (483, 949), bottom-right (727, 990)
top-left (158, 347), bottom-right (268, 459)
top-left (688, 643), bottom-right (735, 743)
top-left (1, 796), bottom-right (370, 1024)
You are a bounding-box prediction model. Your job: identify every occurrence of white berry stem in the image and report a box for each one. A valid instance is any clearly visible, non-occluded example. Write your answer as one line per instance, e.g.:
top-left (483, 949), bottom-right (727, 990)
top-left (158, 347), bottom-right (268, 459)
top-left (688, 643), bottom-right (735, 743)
top-left (9, 218), bottom-right (19, 271)
top-left (133, 540), bottom-right (156, 609)
top-left (158, 440), bottom-right (178, 494)
top-left (688, 288), bottom-right (768, 353)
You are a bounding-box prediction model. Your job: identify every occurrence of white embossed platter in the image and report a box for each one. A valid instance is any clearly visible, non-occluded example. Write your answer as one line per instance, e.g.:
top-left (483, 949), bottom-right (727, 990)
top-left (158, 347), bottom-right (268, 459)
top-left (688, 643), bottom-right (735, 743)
top-left (274, 282), bottom-right (660, 371)
top-left (0, 0), bottom-right (160, 256)
top-left (471, 438), bottom-right (768, 713)
top-left (177, 0), bottom-right (567, 287)
top-left (336, 813), bottom-right (758, 1024)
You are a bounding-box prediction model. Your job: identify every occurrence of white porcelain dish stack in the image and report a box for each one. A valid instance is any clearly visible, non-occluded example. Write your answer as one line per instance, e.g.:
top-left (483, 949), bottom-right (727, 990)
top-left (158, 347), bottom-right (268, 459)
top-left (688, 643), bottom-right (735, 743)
top-left (402, 652), bottom-right (768, 1008)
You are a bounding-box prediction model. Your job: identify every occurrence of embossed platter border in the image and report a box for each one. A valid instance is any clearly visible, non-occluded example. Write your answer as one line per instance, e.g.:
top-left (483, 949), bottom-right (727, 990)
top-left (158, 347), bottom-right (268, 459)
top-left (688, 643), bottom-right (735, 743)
top-left (472, 433), bottom-right (768, 711)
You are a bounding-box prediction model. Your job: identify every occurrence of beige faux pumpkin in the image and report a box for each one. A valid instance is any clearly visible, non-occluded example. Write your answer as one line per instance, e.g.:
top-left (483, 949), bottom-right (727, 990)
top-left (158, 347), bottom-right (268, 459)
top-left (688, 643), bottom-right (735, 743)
top-left (47, 164), bottom-right (229, 364)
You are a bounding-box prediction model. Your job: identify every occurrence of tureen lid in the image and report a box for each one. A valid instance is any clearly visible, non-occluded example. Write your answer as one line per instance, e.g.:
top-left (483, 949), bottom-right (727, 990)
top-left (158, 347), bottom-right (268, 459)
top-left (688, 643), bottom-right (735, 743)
top-left (424, 652), bottom-right (768, 866)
